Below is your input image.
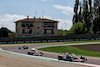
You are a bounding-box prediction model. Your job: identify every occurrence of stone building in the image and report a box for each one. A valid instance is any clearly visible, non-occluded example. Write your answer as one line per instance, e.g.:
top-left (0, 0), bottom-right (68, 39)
top-left (15, 17), bottom-right (59, 37)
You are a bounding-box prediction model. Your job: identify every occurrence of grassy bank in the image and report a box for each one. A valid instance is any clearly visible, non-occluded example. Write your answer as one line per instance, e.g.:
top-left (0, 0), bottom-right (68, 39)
top-left (64, 40), bottom-right (100, 44)
top-left (38, 45), bottom-right (100, 57)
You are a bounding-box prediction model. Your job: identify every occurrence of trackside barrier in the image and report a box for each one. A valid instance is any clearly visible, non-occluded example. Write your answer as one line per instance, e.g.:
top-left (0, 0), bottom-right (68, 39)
top-left (1, 34), bottom-right (100, 44)
top-left (0, 49), bottom-right (100, 67)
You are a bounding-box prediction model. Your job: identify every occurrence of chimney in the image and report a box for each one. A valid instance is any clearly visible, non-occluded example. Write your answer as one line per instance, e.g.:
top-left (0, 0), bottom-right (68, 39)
top-left (33, 16), bottom-right (35, 19)
top-left (27, 16), bottom-right (29, 21)
top-left (39, 17), bottom-right (41, 20)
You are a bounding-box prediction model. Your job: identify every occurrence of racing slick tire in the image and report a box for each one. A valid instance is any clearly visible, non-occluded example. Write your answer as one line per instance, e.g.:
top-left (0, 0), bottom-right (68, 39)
top-left (86, 58), bottom-right (87, 61)
top-left (25, 47), bottom-right (28, 49)
top-left (26, 47), bottom-right (28, 49)
top-left (39, 52), bottom-right (43, 56)
top-left (19, 47), bottom-right (21, 49)
top-left (80, 56), bottom-right (87, 62)
top-left (28, 52), bottom-right (33, 55)
top-left (58, 55), bottom-right (63, 60)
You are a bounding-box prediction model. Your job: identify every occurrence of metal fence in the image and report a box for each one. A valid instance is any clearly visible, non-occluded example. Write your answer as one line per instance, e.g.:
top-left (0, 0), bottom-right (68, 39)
top-left (0, 34), bottom-right (100, 44)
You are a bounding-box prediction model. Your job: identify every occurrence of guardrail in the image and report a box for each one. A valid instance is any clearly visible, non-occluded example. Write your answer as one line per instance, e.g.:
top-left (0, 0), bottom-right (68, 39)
top-left (0, 34), bottom-right (100, 44)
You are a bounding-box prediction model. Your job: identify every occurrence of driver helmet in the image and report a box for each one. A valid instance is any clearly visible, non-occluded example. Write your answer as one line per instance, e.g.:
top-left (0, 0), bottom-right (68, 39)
top-left (31, 48), bottom-right (35, 50)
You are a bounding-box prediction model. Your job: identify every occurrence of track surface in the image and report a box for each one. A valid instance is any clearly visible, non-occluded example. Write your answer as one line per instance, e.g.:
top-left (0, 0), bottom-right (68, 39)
top-left (1, 51), bottom-right (87, 67)
top-left (2, 45), bottom-right (100, 65)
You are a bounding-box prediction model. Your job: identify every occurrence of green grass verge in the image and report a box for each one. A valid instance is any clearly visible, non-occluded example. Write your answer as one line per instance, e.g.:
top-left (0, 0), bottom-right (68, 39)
top-left (64, 40), bottom-right (100, 44)
top-left (38, 45), bottom-right (100, 57)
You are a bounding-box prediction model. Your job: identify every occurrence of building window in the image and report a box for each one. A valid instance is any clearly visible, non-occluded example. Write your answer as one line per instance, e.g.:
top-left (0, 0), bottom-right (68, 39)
top-left (44, 29), bottom-right (46, 34)
top-left (44, 29), bottom-right (54, 34)
top-left (29, 30), bottom-right (32, 34)
top-left (37, 27), bottom-right (40, 29)
top-left (37, 32), bottom-right (39, 34)
top-left (44, 22), bottom-right (55, 27)
top-left (52, 29), bottom-right (54, 34)
top-left (22, 29), bottom-right (25, 34)
top-left (30, 24), bottom-right (33, 27)
top-left (44, 24), bottom-right (47, 27)
top-left (22, 23), bottom-right (33, 28)
top-left (26, 24), bottom-right (29, 29)
top-left (22, 24), bottom-right (25, 27)
top-left (46, 30), bottom-right (52, 34)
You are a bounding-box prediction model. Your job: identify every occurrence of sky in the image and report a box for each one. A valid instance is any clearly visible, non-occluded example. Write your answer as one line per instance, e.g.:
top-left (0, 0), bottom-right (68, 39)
top-left (0, 0), bottom-right (92, 32)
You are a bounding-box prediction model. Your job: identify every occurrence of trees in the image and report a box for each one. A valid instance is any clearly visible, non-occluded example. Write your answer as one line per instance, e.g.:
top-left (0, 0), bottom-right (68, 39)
top-left (93, 0), bottom-right (99, 18)
top-left (73, 0), bottom-right (79, 25)
top-left (89, 0), bottom-right (92, 12)
top-left (58, 29), bottom-right (71, 36)
top-left (93, 18), bottom-right (100, 34)
top-left (70, 22), bottom-right (86, 34)
top-left (78, 3), bottom-right (83, 23)
top-left (0, 27), bottom-right (12, 37)
top-left (73, 0), bottom-right (93, 34)
top-left (92, 0), bottom-right (100, 34)
top-left (83, 0), bottom-right (92, 33)
top-left (72, 0), bottom-right (100, 34)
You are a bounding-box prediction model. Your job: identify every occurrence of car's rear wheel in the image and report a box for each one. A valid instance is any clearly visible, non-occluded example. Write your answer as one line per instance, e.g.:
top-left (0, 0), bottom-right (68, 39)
top-left (70, 57), bottom-right (73, 62)
top-left (86, 58), bottom-right (87, 61)
top-left (19, 47), bottom-right (21, 49)
top-left (28, 52), bottom-right (30, 55)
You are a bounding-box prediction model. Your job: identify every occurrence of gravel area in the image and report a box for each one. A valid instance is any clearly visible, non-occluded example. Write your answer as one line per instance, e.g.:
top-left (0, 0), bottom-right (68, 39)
top-left (74, 44), bottom-right (100, 52)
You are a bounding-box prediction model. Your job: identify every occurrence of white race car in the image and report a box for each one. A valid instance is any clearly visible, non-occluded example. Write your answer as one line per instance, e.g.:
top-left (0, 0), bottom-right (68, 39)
top-left (28, 48), bottom-right (43, 56)
top-left (58, 53), bottom-right (87, 62)
top-left (19, 46), bottom-right (28, 49)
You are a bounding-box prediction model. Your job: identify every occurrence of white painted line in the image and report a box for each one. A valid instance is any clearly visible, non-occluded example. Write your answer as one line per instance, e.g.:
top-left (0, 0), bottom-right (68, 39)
top-left (73, 62), bottom-right (100, 67)
top-left (0, 48), bottom-right (2, 50)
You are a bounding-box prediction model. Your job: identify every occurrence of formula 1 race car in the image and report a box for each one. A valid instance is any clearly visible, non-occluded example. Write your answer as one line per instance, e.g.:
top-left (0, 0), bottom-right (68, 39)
top-left (19, 46), bottom-right (28, 49)
top-left (58, 53), bottom-right (87, 62)
top-left (28, 50), bottom-right (43, 56)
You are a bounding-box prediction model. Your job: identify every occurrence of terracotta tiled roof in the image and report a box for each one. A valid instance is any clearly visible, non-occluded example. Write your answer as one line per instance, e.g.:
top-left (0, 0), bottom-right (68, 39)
top-left (15, 18), bottom-right (59, 23)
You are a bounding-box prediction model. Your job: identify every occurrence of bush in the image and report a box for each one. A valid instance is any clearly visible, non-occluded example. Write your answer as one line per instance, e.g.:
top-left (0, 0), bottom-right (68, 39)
top-left (70, 22), bottom-right (86, 34)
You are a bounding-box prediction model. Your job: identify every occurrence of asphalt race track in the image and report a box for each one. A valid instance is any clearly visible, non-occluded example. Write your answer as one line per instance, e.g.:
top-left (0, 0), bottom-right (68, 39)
top-left (2, 45), bottom-right (100, 66)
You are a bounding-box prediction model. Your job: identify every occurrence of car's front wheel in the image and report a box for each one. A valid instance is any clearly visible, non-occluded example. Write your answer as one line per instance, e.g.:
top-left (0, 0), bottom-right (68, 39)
top-left (39, 52), bottom-right (43, 56)
top-left (58, 55), bottom-right (63, 60)
top-left (27, 47), bottom-right (28, 49)
top-left (28, 52), bottom-right (33, 55)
